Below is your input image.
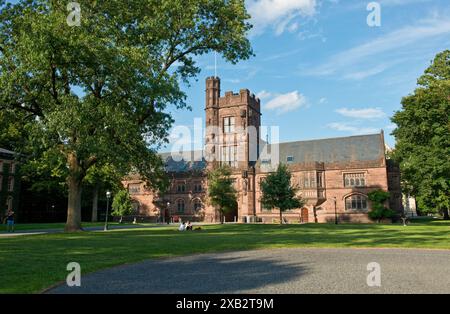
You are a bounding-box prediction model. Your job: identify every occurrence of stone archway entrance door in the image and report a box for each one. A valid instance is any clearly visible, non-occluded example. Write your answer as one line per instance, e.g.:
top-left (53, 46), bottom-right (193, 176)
top-left (301, 208), bottom-right (309, 223)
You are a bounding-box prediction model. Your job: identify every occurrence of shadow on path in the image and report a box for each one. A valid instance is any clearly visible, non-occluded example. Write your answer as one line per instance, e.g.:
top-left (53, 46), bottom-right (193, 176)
top-left (47, 251), bottom-right (308, 294)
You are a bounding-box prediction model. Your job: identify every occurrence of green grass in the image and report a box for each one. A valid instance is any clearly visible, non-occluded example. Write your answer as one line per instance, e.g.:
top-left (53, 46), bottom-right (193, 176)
top-left (0, 222), bottom-right (153, 232)
top-left (0, 222), bottom-right (449, 294)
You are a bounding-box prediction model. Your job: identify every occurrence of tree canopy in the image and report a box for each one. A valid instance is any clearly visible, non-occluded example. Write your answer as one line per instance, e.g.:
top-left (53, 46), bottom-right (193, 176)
top-left (260, 164), bottom-right (305, 224)
top-left (391, 50), bottom-right (450, 219)
top-left (111, 189), bottom-right (134, 223)
top-left (0, 0), bottom-right (253, 230)
top-left (207, 165), bottom-right (238, 223)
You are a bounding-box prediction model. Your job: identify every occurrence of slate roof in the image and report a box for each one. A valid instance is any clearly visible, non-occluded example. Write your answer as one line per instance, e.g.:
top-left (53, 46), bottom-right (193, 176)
top-left (261, 133), bottom-right (384, 165)
top-left (160, 150), bottom-right (207, 173)
top-left (159, 133), bottom-right (384, 173)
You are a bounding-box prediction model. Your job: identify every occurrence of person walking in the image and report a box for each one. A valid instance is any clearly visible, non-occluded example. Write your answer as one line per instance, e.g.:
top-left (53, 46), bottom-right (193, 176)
top-left (6, 209), bottom-right (15, 233)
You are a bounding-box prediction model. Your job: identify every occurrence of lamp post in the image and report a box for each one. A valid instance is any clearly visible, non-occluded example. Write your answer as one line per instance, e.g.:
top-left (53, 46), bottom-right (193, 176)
top-left (333, 196), bottom-right (338, 225)
top-left (104, 191), bottom-right (111, 231)
top-left (166, 201), bottom-right (171, 224)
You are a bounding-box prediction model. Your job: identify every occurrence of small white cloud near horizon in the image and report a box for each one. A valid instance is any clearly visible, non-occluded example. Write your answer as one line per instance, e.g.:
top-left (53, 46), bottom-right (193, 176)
top-left (264, 90), bottom-right (308, 114)
top-left (327, 122), bottom-right (380, 135)
top-left (247, 0), bottom-right (317, 36)
top-left (336, 107), bottom-right (386, 119)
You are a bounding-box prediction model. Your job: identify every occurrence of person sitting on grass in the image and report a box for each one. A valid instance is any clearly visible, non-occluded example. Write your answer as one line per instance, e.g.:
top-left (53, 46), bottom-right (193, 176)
top-left (6, 209), bottom-right (15, 233)
top-left (178, 221), bottom-right (186, 231)
top-left (186, 221), bottom-right (193, 231)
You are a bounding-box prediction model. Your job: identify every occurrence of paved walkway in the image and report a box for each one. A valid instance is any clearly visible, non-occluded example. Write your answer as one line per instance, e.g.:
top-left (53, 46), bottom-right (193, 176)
top-left (47, 248), bottom-right (450, 294)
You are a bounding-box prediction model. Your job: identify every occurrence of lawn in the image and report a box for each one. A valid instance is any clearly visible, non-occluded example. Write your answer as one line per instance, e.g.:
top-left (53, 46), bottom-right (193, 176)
top-left (0, 222), bottom-right (153, 232)
top-left (0, 221), bottom-right (449, 294)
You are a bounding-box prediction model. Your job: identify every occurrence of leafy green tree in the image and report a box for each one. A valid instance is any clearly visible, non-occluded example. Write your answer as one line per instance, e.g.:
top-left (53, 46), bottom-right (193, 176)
top-left (260, 164), bottom-right (305, 225)
top-left (391, 50), bottom-right (450, 220)
top-left (111, 189), bottom-right (133, 223)
top-left (84, 164), bottom-right (125, 222)
top-left (207, 166), bottom-right (237, 223)
top-left (0, 0), bottom-right (253, 231)
top-left (367, 190), bottom-right (394, 222)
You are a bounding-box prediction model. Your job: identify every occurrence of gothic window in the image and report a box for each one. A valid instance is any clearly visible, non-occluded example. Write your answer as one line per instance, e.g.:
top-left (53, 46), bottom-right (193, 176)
top-left (221, 145), bottom-right (237, 167)
top-left (193, 183), bottom-right (202, 193)
top-left (128, 184), bottom-right (141, 194)
top-left (344, 173), bottom-right (366, 187)
top-left (345, 194), bottom-right (368, 211)
top-left (317, 172), bottom-right (324, 188)
top-left (177, 199), bottom-right (185, 213)
top-left (8, 177), bottom-right (14, 192)
top-left (193, 199), bottom-right (202, 211)
top-left (303, 172), bottom-right (316, 188)
top-left (177, 184), bottom-right (186, 193)
top-left (223, 116), bottom-right (235, 133)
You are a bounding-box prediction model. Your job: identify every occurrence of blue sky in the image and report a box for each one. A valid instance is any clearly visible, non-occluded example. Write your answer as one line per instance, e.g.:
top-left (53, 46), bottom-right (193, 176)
top-left (165, 0), bottom-right (450, 152)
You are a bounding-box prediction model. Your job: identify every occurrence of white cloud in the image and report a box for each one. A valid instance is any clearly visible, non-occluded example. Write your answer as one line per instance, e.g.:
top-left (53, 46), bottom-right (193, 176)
top-left (247, 0), bottom-right (317, 36)
top-left (264, 91), bottom-right (307, 114)
top-left (304, 14), bottom-right (450, 78)
top-left (256, 90), bottom-right (273, 99)
top-left (342, 64), bottom-right (388, 80)
top-left (318, 97), bottom-right (327, 104)
top-left (327, 122), bottom-right (380, 135)
top-left (335, 107), bottom-right (386, 119)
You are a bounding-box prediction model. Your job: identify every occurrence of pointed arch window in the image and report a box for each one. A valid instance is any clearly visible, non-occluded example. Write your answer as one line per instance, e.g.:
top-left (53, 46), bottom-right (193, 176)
top-left (345, 194), bottom-right (368, 211)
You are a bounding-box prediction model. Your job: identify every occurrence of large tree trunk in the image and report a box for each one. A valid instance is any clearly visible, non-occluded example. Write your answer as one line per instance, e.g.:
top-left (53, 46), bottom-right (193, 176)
top-left (91, 184), bottom-right (99, 222)
top-left (65, 153), bottom-right (84, 232)
top-left (279, 210), bottom-right (283, 225)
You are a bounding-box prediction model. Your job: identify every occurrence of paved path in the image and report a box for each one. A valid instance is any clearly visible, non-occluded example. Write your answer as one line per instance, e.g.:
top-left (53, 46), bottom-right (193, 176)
top-left (47, 248), bottom-right (450, 294)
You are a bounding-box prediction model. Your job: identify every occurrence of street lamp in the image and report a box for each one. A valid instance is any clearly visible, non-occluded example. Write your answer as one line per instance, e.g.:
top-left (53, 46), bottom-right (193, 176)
top-left (166, 201), bottom-right (171, 224)
top-left (333, 196), bottom-right (338, 225)
top-left (104, 191), bottom-right (111, 231)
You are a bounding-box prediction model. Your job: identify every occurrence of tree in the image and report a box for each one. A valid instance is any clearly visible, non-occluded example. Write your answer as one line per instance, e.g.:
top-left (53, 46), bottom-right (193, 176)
top-left (367, 190), bottom-right (394, 223)
top-left (391, 50), bottom-right (450, 220)
top-left (260, 164), bottom-right (305, 225)
top-left (111, 189), bottom-right (133, 223)
top-left (0, 0), bottom-right (253, 231)
top-left (207, 166), bottom-right (237, 223)
top-left (84, 164), bottom-right (125, 222)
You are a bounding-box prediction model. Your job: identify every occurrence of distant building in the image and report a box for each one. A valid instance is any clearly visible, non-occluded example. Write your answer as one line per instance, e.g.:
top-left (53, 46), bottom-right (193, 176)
top-left (123, 77), bottom-right (403, 223)
top-left (0, 148), bottom-right (20, 220)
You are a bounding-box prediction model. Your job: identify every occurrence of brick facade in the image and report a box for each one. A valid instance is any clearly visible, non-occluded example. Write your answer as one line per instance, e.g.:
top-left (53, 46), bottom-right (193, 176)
top-left (122, 77), bottom-right (403, 223)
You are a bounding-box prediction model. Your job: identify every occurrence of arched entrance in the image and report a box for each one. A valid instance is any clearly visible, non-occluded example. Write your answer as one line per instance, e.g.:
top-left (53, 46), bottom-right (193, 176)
top-left (223, 201), bottom-right (238, 223)
top-left (301, 208), bottom-right (309, 223)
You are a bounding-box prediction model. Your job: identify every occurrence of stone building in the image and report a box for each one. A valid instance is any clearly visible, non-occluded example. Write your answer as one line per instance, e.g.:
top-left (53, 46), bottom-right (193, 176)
top-left (122, 77), bottom-right (402, 223)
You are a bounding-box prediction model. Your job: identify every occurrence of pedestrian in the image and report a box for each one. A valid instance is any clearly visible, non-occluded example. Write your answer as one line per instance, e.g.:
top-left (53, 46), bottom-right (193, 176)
top-left (178, 221), bottom-right (186, 231)
top-left (6, 209), bottom-right (15, 233)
